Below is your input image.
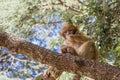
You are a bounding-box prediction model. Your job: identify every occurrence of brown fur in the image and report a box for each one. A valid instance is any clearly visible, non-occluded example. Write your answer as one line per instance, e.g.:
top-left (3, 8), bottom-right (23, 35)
top-left (60, 23), bottom-right (99, 60)
top-left (59, 23), bottom-right (99, 80)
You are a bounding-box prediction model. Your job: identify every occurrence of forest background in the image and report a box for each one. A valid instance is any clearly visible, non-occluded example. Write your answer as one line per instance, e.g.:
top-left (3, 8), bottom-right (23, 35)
top-left (0, 0), bottom-right (120, 80)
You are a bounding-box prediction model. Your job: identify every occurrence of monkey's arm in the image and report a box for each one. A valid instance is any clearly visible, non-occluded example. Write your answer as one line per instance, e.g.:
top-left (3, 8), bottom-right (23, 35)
top-left (60, 45), bottom-right (77, 56)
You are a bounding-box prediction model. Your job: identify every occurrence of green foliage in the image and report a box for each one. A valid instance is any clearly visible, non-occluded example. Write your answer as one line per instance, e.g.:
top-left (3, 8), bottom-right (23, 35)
top-left (58, 72), bottom-right (74, 80)
top-left (0, 0), bottom-right (120, 79)
top-left (59, 72), bottom-right (94, 80)
top-left (46, 36), bottom-right (63, 50)
top-left (0, 75), bottom-right (20, 80)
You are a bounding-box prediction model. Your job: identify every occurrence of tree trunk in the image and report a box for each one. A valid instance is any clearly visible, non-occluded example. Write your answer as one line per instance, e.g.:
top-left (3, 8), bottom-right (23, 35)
top-left (0, 32), bottom-right (120, 80)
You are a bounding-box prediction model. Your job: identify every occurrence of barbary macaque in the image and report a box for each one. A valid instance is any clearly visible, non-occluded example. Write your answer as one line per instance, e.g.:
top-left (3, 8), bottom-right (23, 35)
top-left (59, 23), bottom-right (99, 60)
top-left (59, 23), bottom-right (99, 80)
top-left (42, 23), bottom-right (99, 80)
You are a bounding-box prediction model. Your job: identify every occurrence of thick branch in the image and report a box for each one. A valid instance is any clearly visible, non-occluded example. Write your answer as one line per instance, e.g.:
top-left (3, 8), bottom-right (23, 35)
top-left (0, 32), bottom-right (120, 80)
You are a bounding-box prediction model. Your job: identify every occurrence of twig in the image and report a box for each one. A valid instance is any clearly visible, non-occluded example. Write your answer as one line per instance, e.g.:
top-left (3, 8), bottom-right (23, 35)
top-left (40, 21), bottom-right (62, 24)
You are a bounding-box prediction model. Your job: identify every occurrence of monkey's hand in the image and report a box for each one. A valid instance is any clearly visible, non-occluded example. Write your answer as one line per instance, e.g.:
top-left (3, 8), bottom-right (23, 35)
top-left (60, 45), bottom-right (68, 53)
top-left (60, 45), bottom-right (77, 56)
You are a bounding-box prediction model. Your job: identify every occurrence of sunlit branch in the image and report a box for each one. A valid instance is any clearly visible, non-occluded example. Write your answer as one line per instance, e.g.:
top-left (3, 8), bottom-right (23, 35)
top-left (58, 0), bottom-right (82, 13)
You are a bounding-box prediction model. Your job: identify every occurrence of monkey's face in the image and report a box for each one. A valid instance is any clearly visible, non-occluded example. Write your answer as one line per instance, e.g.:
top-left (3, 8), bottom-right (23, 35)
top-left (59, 23), bottom-right (78, 39)
top-left (63, 29), bottom-right (77, 39)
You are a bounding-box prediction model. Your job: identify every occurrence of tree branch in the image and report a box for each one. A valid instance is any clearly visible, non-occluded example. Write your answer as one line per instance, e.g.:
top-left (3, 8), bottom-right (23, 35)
top-left (0, 32), bottom-right (120, 80)
top-left (40, 21), bottom-right (62, 25)
top-left (58, 0), bottom-right (82, 13)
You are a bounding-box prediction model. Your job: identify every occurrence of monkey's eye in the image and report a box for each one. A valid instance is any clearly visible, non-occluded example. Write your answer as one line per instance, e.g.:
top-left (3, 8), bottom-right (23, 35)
top-left (64, 29), bottom-right (76, 36)
top-left (68, 29), bottom-right (76, 34)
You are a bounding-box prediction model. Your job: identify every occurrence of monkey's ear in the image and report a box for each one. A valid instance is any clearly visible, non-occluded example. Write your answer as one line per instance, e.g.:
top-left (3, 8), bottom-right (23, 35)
top-left (59, 31), bottom-right (61, 36)
top-left (59, 31), bottom-right (65, 39)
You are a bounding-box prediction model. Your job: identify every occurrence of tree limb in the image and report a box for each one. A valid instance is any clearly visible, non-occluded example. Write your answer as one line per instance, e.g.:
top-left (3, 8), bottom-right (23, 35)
top-left (0, 32), bottom-right (120, 80)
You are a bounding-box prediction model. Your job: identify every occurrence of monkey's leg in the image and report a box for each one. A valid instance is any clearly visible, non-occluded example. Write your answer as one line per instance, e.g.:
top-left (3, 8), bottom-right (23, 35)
top-left (78, 40), bottom-right (98, 60)
top-left (72, 74), bottom-right (81, 80)
top-left (42, 67), bottom-right (63, 80)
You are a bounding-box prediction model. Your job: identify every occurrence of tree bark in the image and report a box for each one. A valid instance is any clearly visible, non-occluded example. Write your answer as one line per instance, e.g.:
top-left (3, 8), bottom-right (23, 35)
top-left (0, 32), bottom-right (120, 80)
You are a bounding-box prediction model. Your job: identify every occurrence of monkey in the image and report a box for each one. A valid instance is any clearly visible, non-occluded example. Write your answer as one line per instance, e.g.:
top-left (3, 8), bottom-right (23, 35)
top-left (42, 23), bottom-right (99, 80)
top-left (59, 23), bottom-right (99, 60)
top-left (59, 23), bottom-right (99, 80)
